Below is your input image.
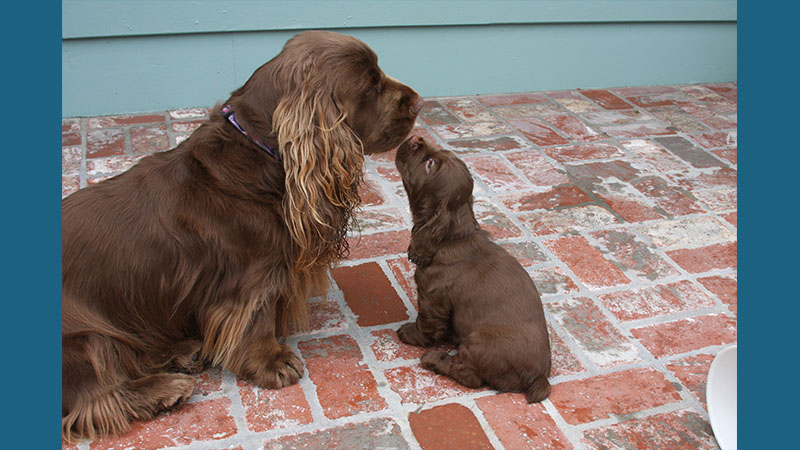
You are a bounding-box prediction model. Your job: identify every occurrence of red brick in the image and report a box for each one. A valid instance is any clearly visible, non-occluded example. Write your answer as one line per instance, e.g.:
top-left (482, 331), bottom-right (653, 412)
top-left (549, 368), bottom-right (682, 425)
top-left (86, 155), bottom-right (143, 177)
top-left (63, 118), bottom-right (81, 133)
top-left (641, 216), bottom-right (734, 249)
top-left (598, 280), bottom-right (715, 322)
top-left (62, 146), bottom-right (83, 174)
top-left (295, 294), bottom-right (347, 335)
top-left (625, 91), bottom-right (692, 108)
top-left (238, 381), bottom-right (312, 432)
top-left (332, 262), bottom-right (408, 326)
top-left (493, 102), bottom-right (568, 119)
top-left (385, 364), bottom-right (483, 404)
top-left (666, 242), bottom-right (737, 273)
top-left (409, 403), bottom-right (493, 450)
top-left (689, 131), bottom-right (736, 149)
top-left (590, 228), bottom-right (679, 281)
top-left (354, 208), bottom-right (407, 234)
top-left (666, 354), bottom-right (715, 408)
top-left (698, 275), bottom-right (737, 315)
top-left (477, 92), bottom-right (549, 107)
top-left (581, 409), bottom-right (717, 450)
top-left (346, 229), bottom-right (411, 261)
top-left (501, 185), bottom-right (592, 212)
top-left (170, 120), bottom-right (205, 134)
top-left (593, 183), bottom-right (664, 223)
top-left (386, 257), bottom-right (418, 308)
top-left (447, 135), bottom-right (528, 153)
top-left (631, 313), bottom-right (737, 358)
top-left (169, 108), bottom-right (208, 120)
top-left (632, 176), bottom-right (705, 217)
top-left (263, 418), bottom-right (409, 450)
top-left (370, 329), bottom-right (454, 362)
top-left (545, 235), bottom-right (630, 290)
top-left (667, 167), bottom-right (737, 191)
top-left (548, 90), bottom-right (603, 113)
top-left (580, 89), bottom-right (632, 110)
top-left (88, 398), bottom-right (236, 450)
top-left (88, 113), bottom-right (165, 129)
top-left (580, 109), bottom-right (653, 126)
top-left (548, 324), bottom-right (586, 376)
top-left (131, 124), bottom-right (170, 155)
top-left (620, 139), bottom-right (688, 172)
top-left (477, 393), bottom-right (572, 450)
top-left (442, 98), bottom-right (496, 122)
top-left (712, 147), bottom-right (737, 165)
top-left (432, 121), bottom-right (512, 140)
top-left (508, 117), bottom-right (569, 146)
top-left (612, 85), bottom-right (678, 97)
top-left (545, 115), bottom-right (604, 142)
top-left (599, 123), bottom-right (676, 138)
top-left (647, 106), bottom-right (709, 133)
top-left (520, 205), bottom-right (619, 236)
top-left (473, 198), bottom-right (525, 240)
top-left (298, 334), bottom-right (387, 419)
top-left (463, 154), bottom-right (529, 192)
top-left (62, 131), bottom-right (81, 146)
top-left (418, 100), bottom-right (460, 126)
top-left (543, 143), bottom-right (625, 163)
top-left (505, 149), bottom-right (571, 187)
top-left (677, 84), bottom-right (729, 103)
top-left (694, 188), bottom-right (737, 212)
top-left (704, 83), bottom-right (737, 102)
top-left (192, 367), bottom-right (223, 396)
top-left (546, 297), bottom-right (640, 368)
top-left (62, 174), bottom-right (80, 199)
top-left (722, 211), bottom-right (737, 227)
top-left (87, 128), bottom-right (126, 158)
top-left (500, 241), bottom-right (549, 267)
top-left (529, 267), bottom-right (580, 297)
top-left (679, 103), bottom-right (737, 130)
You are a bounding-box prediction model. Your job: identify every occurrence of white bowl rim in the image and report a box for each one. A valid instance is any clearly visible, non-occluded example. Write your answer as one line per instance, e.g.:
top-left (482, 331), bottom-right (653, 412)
top-left (706, 343), bottom-right (737, 450)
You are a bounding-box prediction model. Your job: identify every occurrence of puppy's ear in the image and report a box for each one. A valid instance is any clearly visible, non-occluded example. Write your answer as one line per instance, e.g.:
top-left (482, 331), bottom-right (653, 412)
top-left (273, 77), bottom-right (365, 271)
top-left (408, 208), bottom-right (449, 267)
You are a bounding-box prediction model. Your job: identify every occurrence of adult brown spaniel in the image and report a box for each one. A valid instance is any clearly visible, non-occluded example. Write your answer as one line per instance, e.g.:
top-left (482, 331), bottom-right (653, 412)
top-left (62, 30), bottom-right (422, 442)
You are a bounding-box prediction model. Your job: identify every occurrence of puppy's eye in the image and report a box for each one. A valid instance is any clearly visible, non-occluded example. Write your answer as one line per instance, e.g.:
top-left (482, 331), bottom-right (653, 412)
top-left (425, 158), bottom-right (435, 174)
top-left (375, 84), bottom-right (383, 95)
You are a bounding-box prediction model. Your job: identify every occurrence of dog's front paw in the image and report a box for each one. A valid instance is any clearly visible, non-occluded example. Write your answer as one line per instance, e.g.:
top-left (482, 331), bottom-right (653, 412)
top-left (420, 350), bottom-right (448, 370)
top-left (240, 345), bottom-right (304, 389)
top-left (398, 322), bottom-right (428, 347)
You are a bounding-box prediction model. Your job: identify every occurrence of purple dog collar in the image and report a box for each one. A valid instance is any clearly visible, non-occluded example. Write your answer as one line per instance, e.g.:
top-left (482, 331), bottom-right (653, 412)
top-left (222, 105), bottom-right (279, 159)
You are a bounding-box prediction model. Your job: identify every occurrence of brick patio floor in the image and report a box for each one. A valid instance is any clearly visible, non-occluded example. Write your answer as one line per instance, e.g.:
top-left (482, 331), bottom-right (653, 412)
top-left (62, 82), bottom-right (737, 450)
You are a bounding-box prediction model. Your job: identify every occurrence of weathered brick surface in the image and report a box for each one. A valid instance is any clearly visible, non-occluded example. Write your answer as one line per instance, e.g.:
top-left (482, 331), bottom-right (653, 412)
top-left (63, 83), bottom-right (736, 449)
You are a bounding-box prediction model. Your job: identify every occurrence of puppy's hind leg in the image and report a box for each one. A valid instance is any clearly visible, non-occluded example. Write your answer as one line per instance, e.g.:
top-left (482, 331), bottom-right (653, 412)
top-left (420, 350), bottom-right (483, 389)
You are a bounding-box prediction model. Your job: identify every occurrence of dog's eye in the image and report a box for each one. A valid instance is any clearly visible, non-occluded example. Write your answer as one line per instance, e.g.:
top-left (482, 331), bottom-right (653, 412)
top-left (425, 158), bottom-right (435, 174)
top-left (375, 84), bottom-right (383, 95)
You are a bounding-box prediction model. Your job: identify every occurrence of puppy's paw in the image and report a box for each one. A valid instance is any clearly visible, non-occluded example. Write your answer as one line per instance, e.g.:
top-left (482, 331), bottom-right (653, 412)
top-left (398, 322), bottom-right (427, 347)
top-left (420, 350), bottom-right (448, 370)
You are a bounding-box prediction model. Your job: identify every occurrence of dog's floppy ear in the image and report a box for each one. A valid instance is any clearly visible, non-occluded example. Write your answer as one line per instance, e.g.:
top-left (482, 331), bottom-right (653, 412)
top-left (408, 208), bottom-right (450, 267)
top-left (273, 74), bottom-right (365, 271)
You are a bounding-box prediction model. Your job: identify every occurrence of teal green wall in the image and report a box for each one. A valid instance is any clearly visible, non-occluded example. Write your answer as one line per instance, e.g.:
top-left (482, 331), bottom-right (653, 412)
top-left (62, 1), bottom-right (737, 117)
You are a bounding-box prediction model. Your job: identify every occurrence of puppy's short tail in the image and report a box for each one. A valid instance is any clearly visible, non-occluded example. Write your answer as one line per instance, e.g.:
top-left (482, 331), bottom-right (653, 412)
top-left (524, 375), bottom-right (551, 403)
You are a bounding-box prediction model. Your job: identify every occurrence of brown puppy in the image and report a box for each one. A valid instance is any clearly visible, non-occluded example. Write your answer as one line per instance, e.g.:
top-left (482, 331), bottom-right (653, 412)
top-left (62, 30), bottom-right (422, 442)
top-left (395, 135), bottom-right (551, 402)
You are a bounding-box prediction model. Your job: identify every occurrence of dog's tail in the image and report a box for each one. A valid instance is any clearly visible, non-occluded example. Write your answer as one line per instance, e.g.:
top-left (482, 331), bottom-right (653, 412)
top-left (524, 375), bottom-right (551, 403)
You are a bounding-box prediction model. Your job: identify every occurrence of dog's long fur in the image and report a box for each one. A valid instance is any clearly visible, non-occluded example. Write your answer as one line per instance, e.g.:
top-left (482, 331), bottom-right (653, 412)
top-left (395, 136), bottom-right (552, 403)
top-left (62, 30), bottom-right (421, 442)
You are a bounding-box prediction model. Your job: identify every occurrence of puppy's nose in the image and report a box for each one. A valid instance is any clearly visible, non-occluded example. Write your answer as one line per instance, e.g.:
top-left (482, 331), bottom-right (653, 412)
top-left (411, 95), bottom-right (424, 116)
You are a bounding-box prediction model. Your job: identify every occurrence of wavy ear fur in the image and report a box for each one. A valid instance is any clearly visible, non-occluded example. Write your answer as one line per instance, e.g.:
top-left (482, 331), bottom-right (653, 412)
top-left (273, 77), bottom-right (365, 272)
top-left (408, 208), bottom-right (449, 267)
